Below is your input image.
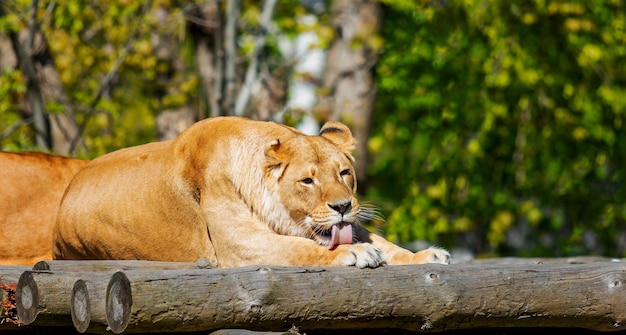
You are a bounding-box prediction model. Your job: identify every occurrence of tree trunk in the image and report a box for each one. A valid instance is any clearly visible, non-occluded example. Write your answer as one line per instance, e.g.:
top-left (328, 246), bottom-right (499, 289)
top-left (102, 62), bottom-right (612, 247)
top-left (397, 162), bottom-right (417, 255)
top-left (2, 1), bottom-right (50, 151)
top-left (0, 1), bottom-right (86, 154)
top-left (222, 0), bottom-right (240, 115)
top-left (156, 106), bottom-right (197, 141)
top-left (234, 0), bottom-right (278, 117)
top-left (323, 0), bottom-right (382, 190)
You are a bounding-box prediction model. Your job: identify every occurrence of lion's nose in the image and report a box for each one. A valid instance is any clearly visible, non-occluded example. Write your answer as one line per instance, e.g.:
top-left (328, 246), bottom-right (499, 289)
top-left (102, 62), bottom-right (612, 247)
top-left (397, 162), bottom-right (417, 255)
top-left (328, 201), bottom-right (352, 215)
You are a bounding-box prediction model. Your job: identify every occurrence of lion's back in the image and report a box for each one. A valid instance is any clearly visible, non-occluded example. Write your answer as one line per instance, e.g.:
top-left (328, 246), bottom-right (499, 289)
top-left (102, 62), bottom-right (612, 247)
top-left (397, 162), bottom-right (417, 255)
top-left (0, 152), bottom-right (88, 265)
top-left (53, 138), bottom-right (216, 261)
top-left (53, 116), bottom-right (302, 263)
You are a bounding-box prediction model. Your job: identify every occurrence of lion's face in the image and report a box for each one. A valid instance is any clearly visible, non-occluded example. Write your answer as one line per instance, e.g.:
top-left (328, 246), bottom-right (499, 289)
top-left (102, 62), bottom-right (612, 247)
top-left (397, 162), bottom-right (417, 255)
top-left (264, 122), bottom-right (361, 248)
top-left (279, 137), bottom-right (358, 247)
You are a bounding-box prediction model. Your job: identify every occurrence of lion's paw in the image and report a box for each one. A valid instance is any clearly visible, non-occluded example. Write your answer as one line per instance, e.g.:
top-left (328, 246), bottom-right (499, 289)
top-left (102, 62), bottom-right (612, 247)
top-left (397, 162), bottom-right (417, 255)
top-left (338, 243), bottom-right (385, 268)
top-left (412, 246), bottom-right (451, 265)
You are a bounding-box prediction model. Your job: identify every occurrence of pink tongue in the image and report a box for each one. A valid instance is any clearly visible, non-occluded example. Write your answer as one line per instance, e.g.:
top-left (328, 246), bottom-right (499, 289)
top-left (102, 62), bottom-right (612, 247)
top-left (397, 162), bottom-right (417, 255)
top-left (328, 223), bottom-right (353, 250)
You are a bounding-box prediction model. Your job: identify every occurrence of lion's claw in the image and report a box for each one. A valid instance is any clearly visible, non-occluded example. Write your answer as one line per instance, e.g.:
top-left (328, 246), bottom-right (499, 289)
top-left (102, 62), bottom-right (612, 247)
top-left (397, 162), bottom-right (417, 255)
top-left (338, 243), bottom-right (385, 268)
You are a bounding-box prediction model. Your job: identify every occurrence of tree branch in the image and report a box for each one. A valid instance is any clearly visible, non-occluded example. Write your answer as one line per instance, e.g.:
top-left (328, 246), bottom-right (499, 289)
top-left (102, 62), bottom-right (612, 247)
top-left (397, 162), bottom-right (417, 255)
top-left (211, 2), bottom-right (224, 117)
top-left (2, 0), bottom-right (52, 150)
top-left (25, 0), bottom-right (38, 54)
top-left (222, 0), bottom-right (240, 114)
top-left (0, 117), bottom-right (34, 140)
top-left (234, 0), bottom-right (278, 116)
top-left (68, 1), bottom-right (152, 155)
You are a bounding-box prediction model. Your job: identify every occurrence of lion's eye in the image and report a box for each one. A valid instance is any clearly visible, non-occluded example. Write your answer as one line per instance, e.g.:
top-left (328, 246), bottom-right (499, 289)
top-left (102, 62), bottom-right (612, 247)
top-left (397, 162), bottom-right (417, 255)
top-left (340, 169), bottom-right (351, 177)
top-left (301, 178), bottom-right (314, 185)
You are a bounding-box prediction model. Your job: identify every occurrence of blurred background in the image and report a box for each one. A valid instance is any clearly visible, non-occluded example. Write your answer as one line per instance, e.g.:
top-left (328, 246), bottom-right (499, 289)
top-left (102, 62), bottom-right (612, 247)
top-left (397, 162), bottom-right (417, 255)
top-left (2, 0), bottom-right (625, 259)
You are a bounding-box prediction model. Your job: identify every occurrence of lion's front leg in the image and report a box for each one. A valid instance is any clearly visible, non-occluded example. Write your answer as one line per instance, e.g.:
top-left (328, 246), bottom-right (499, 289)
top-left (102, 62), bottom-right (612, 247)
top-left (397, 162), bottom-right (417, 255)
top-left (330, 243), bottom-right (385, 268)
top-left (410, 246), bottom-right (451, 264)
top-left (358, 227), bottom-right (450, 265)
top-left (206, 217), bottom-right (386, 268)
top-left (216, 232), bottom-right (385, 268)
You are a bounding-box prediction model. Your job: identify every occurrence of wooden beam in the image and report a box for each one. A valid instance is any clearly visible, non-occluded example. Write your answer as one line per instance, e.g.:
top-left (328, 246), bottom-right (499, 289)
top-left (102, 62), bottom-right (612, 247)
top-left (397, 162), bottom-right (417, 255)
top-left (16, 271), bottom-right (83, 327)
top-left (14, 259), bottom-right (211, 330)
top-left (0, 266), bottom-right (29, 329)
top-left (71, 275), bottom-right (111, 333)
top-left (31, 259), bottom-right (210, 272)
top-left (100, 262), bottom-right (625, 333)
top-left (7, 260), bottom-right (626, 333)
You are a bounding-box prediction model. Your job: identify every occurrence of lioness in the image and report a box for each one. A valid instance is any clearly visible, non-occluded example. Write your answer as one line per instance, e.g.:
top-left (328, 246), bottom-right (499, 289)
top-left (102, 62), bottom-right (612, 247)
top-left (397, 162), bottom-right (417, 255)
top-left (0, 152), bottom-right (88, 265)
top-left (53, 117), bottom-right (450, 268)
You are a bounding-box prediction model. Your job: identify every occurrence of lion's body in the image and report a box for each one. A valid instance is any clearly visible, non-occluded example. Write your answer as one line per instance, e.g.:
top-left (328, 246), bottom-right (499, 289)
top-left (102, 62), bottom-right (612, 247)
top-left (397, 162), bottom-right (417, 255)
top-left (54, 117), bottom-right (449, 268)
top-left (0, 152), bottom-right (88, 265)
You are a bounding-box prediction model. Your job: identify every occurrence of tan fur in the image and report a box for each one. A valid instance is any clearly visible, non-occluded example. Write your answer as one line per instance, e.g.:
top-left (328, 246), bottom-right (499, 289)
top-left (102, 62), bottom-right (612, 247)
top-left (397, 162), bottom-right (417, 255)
top-left (53, 117), bottom-right (450, 268)
top-left (0, 152), bottom-right (88, 265)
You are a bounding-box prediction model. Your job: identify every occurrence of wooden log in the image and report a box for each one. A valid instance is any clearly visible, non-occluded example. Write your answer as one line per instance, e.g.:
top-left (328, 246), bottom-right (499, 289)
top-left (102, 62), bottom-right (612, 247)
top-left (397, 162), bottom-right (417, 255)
top-left (101, 262), bottom-right (626, 334)
top-left (15, 270), bottom-right (78, 327)
top-left (460, 256), bottom-right (624, 265)
top-left (14, 269), bottom-right (120, 333)
top-left (71, 274), bottom-right (114, 333)
top-left (32, 259), bottom-right (212, 272)
top-left (0, 266), bottom-right (29, 328)
top-left (14, 260), bottom-right (210, 331)
top-left (106, 271), bottom-right (132, 334)
top-left (0, 266), bottom-right (29, 284)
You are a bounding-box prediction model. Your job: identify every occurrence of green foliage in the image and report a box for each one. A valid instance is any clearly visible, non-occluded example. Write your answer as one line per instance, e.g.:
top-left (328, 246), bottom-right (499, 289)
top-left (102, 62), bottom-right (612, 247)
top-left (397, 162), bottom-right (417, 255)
top-left (3, 0), bottom-right (624, 257)
top-left (369, 0), bottom-right (626, 257)
top-left (0, 0), bottom-right (200, 156)
top-left (0, 0), bottom-right (317, 156)
top-left (43, 0), bottom-right (188, 156)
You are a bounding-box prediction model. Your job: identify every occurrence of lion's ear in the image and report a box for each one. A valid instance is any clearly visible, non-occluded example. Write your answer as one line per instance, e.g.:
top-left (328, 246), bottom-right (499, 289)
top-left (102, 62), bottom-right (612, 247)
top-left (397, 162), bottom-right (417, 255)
top-left (264, 139), bottom-right (288, 179)
top-left (320, 121), bottom-right (356, 159)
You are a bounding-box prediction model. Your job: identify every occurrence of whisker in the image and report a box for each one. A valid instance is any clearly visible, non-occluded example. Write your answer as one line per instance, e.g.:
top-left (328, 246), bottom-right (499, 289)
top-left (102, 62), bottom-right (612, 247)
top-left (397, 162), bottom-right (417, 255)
top-left (358, 203), bottom-right (385, 223)
top-left (302, 219), bottom-right (328, 243)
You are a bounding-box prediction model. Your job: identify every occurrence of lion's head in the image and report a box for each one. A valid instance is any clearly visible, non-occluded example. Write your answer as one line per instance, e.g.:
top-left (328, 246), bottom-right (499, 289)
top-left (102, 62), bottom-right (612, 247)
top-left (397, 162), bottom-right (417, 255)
top-left (255, 121), bottom-right (369, 249)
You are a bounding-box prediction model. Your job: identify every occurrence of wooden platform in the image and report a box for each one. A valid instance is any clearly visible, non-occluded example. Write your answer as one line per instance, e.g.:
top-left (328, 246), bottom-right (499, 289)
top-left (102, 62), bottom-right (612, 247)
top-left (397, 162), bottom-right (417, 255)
top-left (1, 257), bottom-right (624, 334)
